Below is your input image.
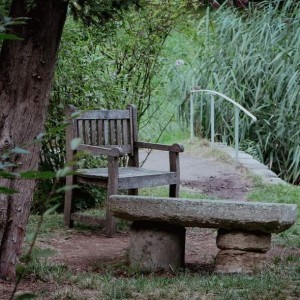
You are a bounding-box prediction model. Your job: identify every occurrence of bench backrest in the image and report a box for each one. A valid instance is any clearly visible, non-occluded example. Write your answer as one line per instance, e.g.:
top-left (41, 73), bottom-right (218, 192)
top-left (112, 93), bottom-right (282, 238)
top-left (65, 104), bottom-right (138, 156)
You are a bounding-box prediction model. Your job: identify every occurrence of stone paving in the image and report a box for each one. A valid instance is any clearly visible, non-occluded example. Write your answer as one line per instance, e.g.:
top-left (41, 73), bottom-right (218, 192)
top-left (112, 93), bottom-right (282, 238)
top-left (140, 142), bottom-right (285, 190)
top-left (214, 143), bottom-right (285, 185)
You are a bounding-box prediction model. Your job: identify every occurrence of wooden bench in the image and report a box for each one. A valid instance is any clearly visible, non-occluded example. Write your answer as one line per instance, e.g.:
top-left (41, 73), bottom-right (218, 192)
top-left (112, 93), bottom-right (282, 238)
top-left (109, 195), bottom-right (297, 274)
top-left (64, 105), bottom-right (183, 237)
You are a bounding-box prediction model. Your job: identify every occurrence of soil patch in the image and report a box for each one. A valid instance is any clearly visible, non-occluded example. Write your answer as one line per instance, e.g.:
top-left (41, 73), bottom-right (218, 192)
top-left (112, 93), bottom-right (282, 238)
top-left (4, 148), bottom-right (297, 299)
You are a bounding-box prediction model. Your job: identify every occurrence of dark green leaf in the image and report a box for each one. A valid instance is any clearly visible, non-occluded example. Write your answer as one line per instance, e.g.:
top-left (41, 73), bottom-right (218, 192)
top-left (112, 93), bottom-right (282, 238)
top-left (0, 33), bottom-right (22, 40)
top-left (56, 184), bottom-right (79, 193)
top-left (0, 171), bottom-right (18, 179)
top-left (25, 232), bottom-right (35, 243)
top-left (43, 204), bottom-right (60, 216)
top-left (14, 293), bottom-right (37, 300)
top-left (20, 171), bottom-right (56, 180)
top-left (56, 167), bottom-right (72, 178)
top-left (0, 186), bottom-right (19, 195)
top-left (0, 162), bottom-right (17, 169)
top-left (71, 138), bottom-right (82, 150)
top-left (10, 147), bottom-right (30, 154)
top-left (16, 263), bottom-right (26, 276)
top-left (36, 132), bottom-right (46, 141)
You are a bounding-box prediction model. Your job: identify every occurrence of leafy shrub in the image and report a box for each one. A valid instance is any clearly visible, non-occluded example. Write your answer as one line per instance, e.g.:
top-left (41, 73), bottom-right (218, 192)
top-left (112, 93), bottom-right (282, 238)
top-left (35, 1), bottom-right (203, 212)
top-left (175, 0), bottom-right (300, 184)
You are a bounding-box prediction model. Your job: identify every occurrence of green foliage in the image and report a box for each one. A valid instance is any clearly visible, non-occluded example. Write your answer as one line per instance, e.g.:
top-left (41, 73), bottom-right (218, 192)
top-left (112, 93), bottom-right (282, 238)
top-left (248, 183), bottom-right (300, 247)
top-left (39, 1), bottom-right (202, 210)
top-left (69, 0), bottom-right (140, 26)
top-left (175, 0), bottom-right (300, 184)
top-left (52, 2), bottom-right (192, 116)
top-left (13, 293), bottom-right (37, 300)
top-left (27, 213), bottom-right (63, 236)
top-left (0, 16), bottom-right (27, 40)
top-left (47, 0), bottom-right (202, 130)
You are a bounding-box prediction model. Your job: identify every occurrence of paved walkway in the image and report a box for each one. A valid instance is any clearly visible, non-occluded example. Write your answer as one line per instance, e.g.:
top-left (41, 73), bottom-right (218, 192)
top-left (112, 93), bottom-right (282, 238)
top-left (214, 143), bottom-right (285, 185)
top-left (139, 143), bottom-right (284, 200)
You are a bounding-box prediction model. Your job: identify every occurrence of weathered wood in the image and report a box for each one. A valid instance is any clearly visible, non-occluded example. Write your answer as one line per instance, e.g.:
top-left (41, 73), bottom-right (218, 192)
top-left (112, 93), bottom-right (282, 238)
top-left (91, 120), bottom-right (97, 146)
top-left (128, 188), bottom-right (138, 196)
top-left (64, 104), bottom-right (183, 237)
top-left (71, 213), bottom-right (106, 226)
top-left (122, 119), bottom-right (129, 145)
top-left (77, 120), bottom-right (84, 141)
top-left (116, 119), bottom-right (122, 145)
top-left (106, 156), bottom-right (119, 237)
top-left (77, 167), bottom-right (175, 178)
top-left (98, 120), bottom-right (103, 145)
top-left (104, 120), bottom-right (109, 145)
top-left (77, 144), bottom-right (124, 157)
top-left (64, 105), bottom-right (77, 227)
top-left (118, 173), bottom-right (177, 189)
top-left (76, 167), bottom-right (177, 189)
top-left (75, 109), bottom-right (130, 120)
top-left (169, 152), bottom-right (180, 197)
top-left (83, 120), bottom-right (91, 144)
top-left (135, 142), bottom-right (184, 152)
top-left (128, 105), bottom-right (139, 166)
top-left (110, 119), bottom-right (117, 145)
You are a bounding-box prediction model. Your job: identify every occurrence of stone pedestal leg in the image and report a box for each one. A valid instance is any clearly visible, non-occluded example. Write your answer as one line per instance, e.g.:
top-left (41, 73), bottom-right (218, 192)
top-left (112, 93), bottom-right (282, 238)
top-left (215, 229), bottom-right (271, 274)
top-left (130, 221), bottom-right (186, 272)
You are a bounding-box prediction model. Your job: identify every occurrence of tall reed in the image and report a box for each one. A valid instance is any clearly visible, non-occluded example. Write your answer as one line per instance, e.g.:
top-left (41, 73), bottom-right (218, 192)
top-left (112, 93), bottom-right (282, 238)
top-left (175, 0), bottom-right (300, 184)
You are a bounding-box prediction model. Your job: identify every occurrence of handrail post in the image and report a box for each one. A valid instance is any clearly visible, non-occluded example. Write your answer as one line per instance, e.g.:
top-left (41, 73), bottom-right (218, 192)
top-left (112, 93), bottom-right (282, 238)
top-left (210, 95), bottom-right (215, 147)
top-left (235, 107), bottom-right (240, 164)
top-left (187, 89), bottom-right (257, 164)
top-left (190, 92), bottom-right (194, 140)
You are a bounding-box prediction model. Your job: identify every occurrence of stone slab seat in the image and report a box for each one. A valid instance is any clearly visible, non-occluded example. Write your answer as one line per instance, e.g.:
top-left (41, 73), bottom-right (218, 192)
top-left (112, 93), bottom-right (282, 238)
top-left (109, 195), bottom-right (297, 274)
top-left (109, 196), bottom-right (297, 233)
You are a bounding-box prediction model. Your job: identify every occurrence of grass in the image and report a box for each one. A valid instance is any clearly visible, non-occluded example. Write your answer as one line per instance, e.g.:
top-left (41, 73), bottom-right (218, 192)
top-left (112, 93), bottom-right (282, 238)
top-left (248, 183), bottom-right (300, 248)
top-left (20, 178), bottom-right (300, 299)
top-left (18, 247), bottom-right (300, 299)
top-left (140, 186), bottom-right (210, 200)
top-left (172, 1), bottom-right (300, 184)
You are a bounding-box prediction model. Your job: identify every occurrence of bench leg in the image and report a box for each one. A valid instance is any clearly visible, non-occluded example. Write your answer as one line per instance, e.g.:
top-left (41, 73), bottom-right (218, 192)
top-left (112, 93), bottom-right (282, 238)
top-left (130, 221), bottom-right (185, 272)
top-left (105, 208), bottom-right (116, 238)
top-left (169, 151), bottom-right (180, 198)
top-left (128, 188), bottom-right (138, 196)
top-left (169, 184), bottom-right (179, 198)
top-left (106, 157), bottom-right (118, 237)
top-left (215, 229), bottom-right (271, 274)
top-left (64, 176), bottom-right (74, 228)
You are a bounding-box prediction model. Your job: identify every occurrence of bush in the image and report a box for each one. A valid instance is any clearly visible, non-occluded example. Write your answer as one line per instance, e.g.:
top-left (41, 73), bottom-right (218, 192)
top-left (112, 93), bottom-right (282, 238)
top-left (36, 1), bottom-right (201, 212)
top-left (175, 0), bottom-right (300, 184)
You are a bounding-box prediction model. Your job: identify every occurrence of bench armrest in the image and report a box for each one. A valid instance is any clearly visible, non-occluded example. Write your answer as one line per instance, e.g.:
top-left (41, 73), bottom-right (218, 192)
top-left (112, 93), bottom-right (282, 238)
top-left (135, 141), bottom-right (184, 153)
top-left (77, 144), bottom-right (124, 157)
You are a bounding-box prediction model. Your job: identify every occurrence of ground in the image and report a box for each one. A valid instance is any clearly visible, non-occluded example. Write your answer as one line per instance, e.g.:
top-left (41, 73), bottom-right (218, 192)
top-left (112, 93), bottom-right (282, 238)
top-left (47, 148), bottom-right (253, 271)
top-left (1, 146), bottom-right (298, 299)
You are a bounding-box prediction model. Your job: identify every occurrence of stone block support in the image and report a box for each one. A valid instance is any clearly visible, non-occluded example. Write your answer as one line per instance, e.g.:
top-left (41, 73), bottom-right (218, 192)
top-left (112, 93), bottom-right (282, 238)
top-left (130, 221), bottom-right (186, 272)
top-left (215, 229), bottom-right (271, 274)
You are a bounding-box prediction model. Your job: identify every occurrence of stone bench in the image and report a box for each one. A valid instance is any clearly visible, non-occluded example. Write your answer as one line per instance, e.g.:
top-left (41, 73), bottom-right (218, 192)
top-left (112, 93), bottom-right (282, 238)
top-left (109, 195), bottom-right (297, 274)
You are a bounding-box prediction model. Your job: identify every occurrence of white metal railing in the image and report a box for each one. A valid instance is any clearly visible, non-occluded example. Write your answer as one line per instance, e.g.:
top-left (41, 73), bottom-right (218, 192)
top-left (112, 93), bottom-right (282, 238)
top-left (189, 88), bottom-right (257, 164)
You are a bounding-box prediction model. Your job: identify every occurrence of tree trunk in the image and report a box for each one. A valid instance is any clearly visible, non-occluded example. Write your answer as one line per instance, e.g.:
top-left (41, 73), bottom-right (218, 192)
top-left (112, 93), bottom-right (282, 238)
top-left (0, 0), bottom-right (68, 280)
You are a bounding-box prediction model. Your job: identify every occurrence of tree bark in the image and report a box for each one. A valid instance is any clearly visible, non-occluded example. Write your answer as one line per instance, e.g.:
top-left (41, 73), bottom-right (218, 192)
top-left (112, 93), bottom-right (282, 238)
top-left (0, 0), bottom-right (68, 280)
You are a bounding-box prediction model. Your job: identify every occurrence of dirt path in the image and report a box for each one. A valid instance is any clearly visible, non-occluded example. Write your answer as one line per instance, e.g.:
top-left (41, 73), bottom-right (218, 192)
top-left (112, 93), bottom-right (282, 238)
top-left (41, 148), bottom-right (254, 272)
top-left (140, 149), bottom-right (252, 199)
top-left (2, 147), bottom-right (298, 299)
